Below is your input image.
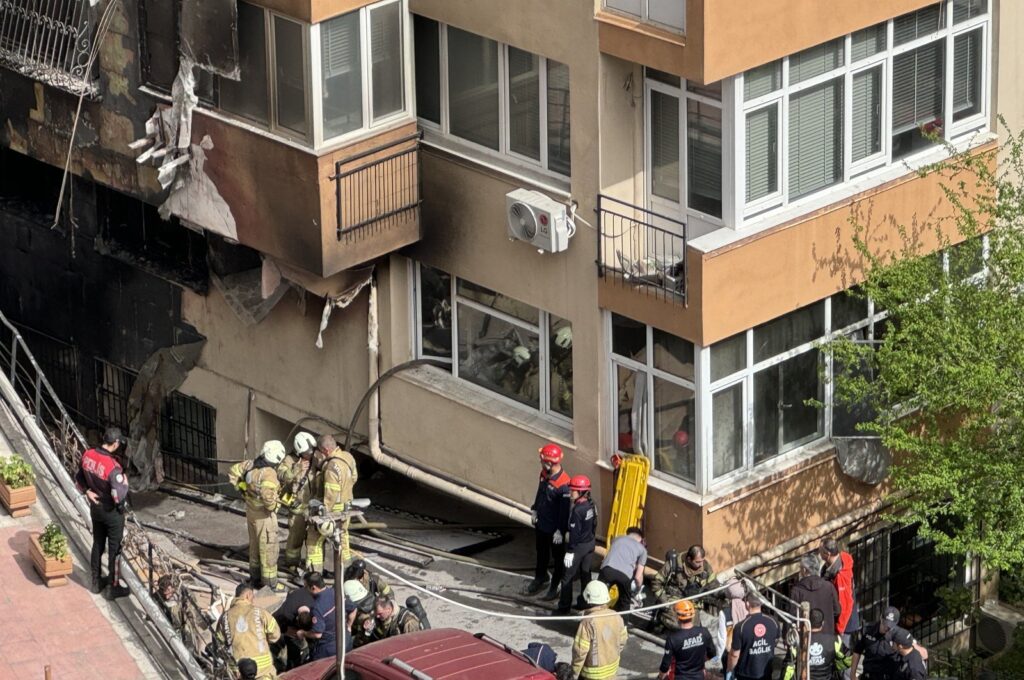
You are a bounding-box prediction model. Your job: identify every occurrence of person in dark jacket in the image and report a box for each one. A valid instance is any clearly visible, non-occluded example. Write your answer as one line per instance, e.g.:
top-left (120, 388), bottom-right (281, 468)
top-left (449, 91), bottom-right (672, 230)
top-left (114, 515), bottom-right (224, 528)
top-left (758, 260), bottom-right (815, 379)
top-left (790, 553), bottom-right (841, 634)
top-left (525, 443), bottom-right (571, 599)
top-left (892, 628), bottom-right (927, 680)
top-left (555, 475), bottom-right (597, 615)
top-left (851, 607), bottom-right (903, 680)
top-left (75, 427), bottom-right (130, 596)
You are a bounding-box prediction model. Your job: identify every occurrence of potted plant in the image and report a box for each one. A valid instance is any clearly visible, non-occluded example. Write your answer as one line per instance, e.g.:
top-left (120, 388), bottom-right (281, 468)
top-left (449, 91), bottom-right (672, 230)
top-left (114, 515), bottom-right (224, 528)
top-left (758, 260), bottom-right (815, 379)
top-left (29, 522), bottom-right (73, 587)
top-left (0, 453), bottom-right (36, 517)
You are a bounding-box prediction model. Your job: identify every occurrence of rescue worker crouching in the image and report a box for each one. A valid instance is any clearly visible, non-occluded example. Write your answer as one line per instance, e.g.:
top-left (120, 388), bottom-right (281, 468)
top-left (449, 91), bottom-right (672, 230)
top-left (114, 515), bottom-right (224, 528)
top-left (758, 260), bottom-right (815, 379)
top-left (310, 434), bottom-right (358, 570)
top-left (75, 427), bottom-right (130, 597)
top-left (229, 440), bottom-right (286, 592)
top-left (222, 582), bottom-right (281, 679)
top-left (525, 443), bottom-right (571, 599)
top-left (556, 474), bottom-right (598, 616)
top-left (652, 544), bottom-right (717, 631)
top-left (344, 558), bottom-right (392, 600)
top-left (344, 579), bottom-right (377, 648)
top-left (571, 581), bottom-right (628, 680)
top-left (371, 595), bottom-right (423, 641)
top-left (278, 432), bottom-right (318, 571)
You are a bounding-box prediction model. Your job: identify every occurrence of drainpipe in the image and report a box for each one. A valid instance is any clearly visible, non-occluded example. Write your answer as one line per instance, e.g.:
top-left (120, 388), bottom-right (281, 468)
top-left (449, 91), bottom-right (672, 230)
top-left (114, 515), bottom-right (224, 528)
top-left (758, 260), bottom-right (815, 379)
top-left (361, 276), bottom-right (532, 526)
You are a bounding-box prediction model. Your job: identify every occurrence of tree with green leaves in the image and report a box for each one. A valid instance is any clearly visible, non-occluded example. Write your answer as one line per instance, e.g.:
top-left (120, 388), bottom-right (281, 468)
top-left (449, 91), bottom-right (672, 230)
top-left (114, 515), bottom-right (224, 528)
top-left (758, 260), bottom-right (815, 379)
top-left (826, 126), bottom-right (1024, 571)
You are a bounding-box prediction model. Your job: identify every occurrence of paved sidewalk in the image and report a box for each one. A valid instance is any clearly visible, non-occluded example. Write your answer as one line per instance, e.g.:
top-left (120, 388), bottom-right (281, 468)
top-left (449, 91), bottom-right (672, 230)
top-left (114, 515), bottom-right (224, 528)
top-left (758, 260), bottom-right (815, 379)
top-left (0, 427), bottom-right (163, 679)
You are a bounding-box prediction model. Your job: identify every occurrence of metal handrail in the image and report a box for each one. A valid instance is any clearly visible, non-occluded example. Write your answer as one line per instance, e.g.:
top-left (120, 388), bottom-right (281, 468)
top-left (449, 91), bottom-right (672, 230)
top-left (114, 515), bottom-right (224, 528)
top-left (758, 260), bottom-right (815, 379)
top-left (334, 131), bottom-right (422, 240)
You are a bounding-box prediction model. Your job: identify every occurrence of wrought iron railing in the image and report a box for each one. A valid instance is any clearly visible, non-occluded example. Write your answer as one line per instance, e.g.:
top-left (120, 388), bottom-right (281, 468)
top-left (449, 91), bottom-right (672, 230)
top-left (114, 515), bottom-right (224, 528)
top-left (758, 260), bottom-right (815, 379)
top-left (333, 131), bottom-right (421, 241)
top-left (0, 0), bottom-right (100, 96)
top-left (597, 194), bottom-right (688, 305)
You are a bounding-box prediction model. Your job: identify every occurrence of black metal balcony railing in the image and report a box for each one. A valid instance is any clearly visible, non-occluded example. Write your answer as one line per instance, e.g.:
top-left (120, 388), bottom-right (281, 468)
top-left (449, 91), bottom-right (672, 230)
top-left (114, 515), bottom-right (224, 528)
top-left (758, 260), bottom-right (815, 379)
top-left (333, 131), bottom-right (421, 242)
top-left (597, 194), bottom-right (688, 305)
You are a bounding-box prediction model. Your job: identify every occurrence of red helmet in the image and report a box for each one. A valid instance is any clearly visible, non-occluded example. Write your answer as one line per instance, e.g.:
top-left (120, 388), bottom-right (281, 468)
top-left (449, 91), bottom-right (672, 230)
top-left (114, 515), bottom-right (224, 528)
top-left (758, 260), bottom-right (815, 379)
top-left (569, 475), bottom-right (591, 492)
top-left (539, 443), bottom-right (563, 464)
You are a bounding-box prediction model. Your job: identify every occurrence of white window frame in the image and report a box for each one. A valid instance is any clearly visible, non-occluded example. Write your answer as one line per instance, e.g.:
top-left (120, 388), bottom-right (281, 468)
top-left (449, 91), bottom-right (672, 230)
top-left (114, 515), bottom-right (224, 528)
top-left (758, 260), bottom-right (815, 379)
top-left (603, 0), bottom-right (686, 33)
top-left (644, 73), bottom-right (725, 226)
top-left (415, 19), bottom-right (571, 179)
top-left (606, 316), bottom-right (701, 490)
top-left (413, 263), bottom-right (572, 427)
top-left (735, 0), bottom-right (990, 222)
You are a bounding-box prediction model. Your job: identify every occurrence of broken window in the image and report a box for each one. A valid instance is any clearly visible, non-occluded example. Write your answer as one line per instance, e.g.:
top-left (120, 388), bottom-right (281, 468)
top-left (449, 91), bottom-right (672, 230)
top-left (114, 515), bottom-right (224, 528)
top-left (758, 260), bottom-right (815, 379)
top-left (137, 0), bottom-right (218, 100)
top-left (414, 263), bottom-right (573, 424)
top-left (0, 0), bottom-right (98, 96)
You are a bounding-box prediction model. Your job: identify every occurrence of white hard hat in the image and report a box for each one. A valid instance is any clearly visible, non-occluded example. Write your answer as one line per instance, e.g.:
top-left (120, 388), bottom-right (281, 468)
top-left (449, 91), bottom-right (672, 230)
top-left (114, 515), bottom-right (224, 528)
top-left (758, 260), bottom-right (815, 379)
top-left (583, 580), bottom-right (610, 606)
top-left (344, 579), bottom-right (369, 602)
top-left (293, 432), bottom-right (317, 456)
top-left (554, 325), bottom-right (573, 349)
top-left (261, 440), bottom-right (286, 464)
top-left (317, 519), bottom-right (336, 538)
top-left (512, 345), bottom-right (531, 366)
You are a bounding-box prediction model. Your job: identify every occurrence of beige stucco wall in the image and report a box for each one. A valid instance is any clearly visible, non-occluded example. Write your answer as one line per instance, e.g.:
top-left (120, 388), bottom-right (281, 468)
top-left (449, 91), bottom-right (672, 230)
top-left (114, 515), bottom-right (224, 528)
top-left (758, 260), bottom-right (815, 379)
top-left (995, 0), bottom-right (1024, 136)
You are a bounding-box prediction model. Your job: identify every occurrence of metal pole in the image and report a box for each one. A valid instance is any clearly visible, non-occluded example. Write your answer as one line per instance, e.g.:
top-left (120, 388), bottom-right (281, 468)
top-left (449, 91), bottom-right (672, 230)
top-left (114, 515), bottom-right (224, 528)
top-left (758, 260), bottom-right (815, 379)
top-left (335, 529), bottom-right (346, 680)
top-left (148, 539), bottom-right (154, 596)
top-left (798, 601), bottom-right (811, 680)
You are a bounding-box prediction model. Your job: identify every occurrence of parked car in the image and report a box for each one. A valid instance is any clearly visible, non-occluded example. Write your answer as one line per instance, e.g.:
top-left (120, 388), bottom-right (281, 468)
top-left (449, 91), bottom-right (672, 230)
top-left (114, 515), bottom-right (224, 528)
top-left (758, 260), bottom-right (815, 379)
top-left (279, 628), bottom-right (555, 680)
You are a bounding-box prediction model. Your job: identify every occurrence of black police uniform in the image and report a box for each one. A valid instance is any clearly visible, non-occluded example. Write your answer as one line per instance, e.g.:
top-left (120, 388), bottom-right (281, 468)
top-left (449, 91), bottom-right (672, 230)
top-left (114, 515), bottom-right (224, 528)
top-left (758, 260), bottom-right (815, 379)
top-left (660, 625), bottom-right (717, 679)
top-left (854, 623), bottom-right (901, 679)
top-left (75, 445), bottom-right (129, 592)
top-left (731, 612), bottom-right (779, 680)
top-left (557, 495), bottom-right (596, 612)
top-left (895, 649), bottom-right (927, 680)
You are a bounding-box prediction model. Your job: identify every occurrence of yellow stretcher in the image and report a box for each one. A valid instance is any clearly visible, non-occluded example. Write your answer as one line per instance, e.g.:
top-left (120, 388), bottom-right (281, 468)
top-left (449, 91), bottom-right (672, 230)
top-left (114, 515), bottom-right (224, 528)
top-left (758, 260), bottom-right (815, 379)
top-left (605, 454), bottom-right (650, 608)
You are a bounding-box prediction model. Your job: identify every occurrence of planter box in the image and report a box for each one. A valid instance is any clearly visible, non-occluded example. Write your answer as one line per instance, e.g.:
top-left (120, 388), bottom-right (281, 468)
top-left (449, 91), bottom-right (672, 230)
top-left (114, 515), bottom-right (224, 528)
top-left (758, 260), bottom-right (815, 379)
top-left (29, 533), bottom-right (73, 588)
top-left (0, 481), bottom-right (36, 518)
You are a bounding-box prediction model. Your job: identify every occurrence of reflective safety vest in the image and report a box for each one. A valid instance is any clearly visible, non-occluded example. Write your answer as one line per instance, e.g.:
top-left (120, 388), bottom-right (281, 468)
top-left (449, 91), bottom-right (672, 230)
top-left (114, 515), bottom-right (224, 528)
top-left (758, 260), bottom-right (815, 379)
top-left (572, 607), bottom-right (628, 679)
top-left (321, 449), bottom-right (358, 512)
top-left (228, 460), bottom-right (280, 518)
top-left (225, 599), bottom-right (281, 677)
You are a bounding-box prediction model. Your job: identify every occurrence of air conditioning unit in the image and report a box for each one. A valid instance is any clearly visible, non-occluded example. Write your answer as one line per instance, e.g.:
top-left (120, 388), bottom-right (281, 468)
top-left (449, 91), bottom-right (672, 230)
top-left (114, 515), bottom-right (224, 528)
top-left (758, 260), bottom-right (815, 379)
top-left (505, 188), bottom-right (572, 253)
top-left (976, 600), bottom-right (1024, 656)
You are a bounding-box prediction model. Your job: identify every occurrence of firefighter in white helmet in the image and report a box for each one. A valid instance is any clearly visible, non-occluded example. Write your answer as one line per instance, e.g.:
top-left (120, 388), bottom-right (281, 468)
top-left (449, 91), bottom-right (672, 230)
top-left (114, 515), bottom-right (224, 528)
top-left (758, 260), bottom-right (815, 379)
top-left (229, 440), bottom-right (286, 592)
top-left (278, 432), bottom-right (318, 570)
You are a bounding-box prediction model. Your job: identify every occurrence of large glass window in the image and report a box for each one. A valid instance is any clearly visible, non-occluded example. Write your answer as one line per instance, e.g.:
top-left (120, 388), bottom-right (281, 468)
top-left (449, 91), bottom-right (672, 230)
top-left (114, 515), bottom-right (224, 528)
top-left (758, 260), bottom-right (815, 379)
top-left (370, 1), bottom-right (404, 121)
top-left (415, 19), bottom-right (571, 176)
top-left (321, 12), bottom-right (362, 138)
top-left (219, 2), bottom-right (270, 126)
top-left (739, 1), bottom-right (990, 215)
top-left (275, 16), bottom-right (308, 136)
top-left (415, 264), bottom-right (572, 421)
top-left (605, 0), bottom-right (685, 31)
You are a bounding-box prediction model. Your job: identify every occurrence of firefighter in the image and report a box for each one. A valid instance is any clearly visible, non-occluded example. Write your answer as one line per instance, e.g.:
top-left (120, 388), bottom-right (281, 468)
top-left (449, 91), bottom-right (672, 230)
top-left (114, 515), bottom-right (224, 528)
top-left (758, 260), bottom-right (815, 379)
top-left (658, 600), bottom-right (717, 680)
top-left (224, 582), bottom-right (281, 679)
top-left (556, 474), bottom-right (597, 615)
top-left (371, 595), bottom-right (423, 641)
top-left (571, 581), bottom-right (628, 680)
top-left (344, 580), bottom-right (377, 648)
top-left (344, 558), bottom-right (392, 599)
top-left (278, 432), bottom-right (317, 570)
top-left (524, 443), bottom-right (571, 598)
top-left (652, 545), bottom-right (718, 631)
top-left (310, 434), bottom-right (358, 570)
top-left (229, 441), bottom-right (286, 591)
top-left (75, 427), bottom-right (130, 597)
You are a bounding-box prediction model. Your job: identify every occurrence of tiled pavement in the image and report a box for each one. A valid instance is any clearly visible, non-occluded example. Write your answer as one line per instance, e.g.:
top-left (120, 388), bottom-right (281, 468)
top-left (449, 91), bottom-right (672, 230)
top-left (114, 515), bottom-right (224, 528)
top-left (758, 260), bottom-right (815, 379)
top-left (0, 427), bottom-right (162, 679)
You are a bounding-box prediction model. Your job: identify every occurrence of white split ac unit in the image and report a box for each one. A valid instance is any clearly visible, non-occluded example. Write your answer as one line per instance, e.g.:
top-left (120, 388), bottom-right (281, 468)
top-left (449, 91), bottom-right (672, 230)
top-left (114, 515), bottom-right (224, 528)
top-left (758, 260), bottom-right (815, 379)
top-left (505, 188), bottom-right (572, 253)
top-left (976, 600), bottom-right (1024, 656)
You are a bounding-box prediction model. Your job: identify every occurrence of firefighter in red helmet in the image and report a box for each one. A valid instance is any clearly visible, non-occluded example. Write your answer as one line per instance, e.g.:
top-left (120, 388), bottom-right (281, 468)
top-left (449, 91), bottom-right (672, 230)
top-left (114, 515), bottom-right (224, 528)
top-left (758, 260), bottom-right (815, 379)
top-left (524, 443), bottom-right (572, 599)
top-left (554, 474), bottom-right (597, 615)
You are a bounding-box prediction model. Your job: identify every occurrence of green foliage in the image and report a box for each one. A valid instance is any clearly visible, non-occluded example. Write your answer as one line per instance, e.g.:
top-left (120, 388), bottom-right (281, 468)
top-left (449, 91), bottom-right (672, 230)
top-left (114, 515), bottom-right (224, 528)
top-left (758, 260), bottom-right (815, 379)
top-left (826, 122), bottom-right (1024, 571)
top-left (936, 584), bottom-right (976, 622)
top-left (40, 522), bottom-right (69, 560)
top-left (0, 454), bottom-right (35, 489)
top-left (999, 570), bottom-right (1024, 609)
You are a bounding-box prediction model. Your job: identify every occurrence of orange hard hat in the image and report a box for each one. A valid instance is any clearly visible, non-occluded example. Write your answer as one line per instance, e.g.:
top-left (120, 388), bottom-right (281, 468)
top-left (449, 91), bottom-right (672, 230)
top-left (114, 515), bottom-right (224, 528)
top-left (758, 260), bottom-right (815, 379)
top-left (569, 475), bottom-right (591, 492)
top-left (674, 600), bottom-right (696, 621)
top-left (539, 443), bottom-right (563, 464)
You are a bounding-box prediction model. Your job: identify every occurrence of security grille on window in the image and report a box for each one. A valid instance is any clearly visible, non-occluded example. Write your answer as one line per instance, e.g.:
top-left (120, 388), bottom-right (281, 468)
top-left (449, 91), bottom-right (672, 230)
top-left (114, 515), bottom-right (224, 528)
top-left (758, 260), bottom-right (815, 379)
top-left (413, 17), bottom-right (571, 177)
top-left (739, 0), bottom-right (989, 216)
top-left (415, 264), bottom-right (573, 421)
top-left (0, 0), bottom-right (99, 96)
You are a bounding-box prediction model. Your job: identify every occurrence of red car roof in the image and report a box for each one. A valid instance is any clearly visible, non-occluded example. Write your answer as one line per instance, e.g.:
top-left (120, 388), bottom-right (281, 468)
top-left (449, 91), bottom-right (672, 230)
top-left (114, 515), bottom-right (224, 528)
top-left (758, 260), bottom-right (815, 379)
top-left (281, 629), bottom-right (554, 680)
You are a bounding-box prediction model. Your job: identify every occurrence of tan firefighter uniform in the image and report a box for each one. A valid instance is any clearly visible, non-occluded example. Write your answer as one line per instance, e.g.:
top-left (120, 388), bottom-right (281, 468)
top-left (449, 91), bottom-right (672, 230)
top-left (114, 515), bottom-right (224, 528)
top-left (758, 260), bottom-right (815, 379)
top-left (229, 460), bottom-right (281, 585)
top-left (225, 597), bottom-right (281, 678)
top-left (309, 447), bottom-right (358, 567)
top-left (277, 453), bottom-right (315, 568)
top-left (571, 606), bottom-right (628, 680)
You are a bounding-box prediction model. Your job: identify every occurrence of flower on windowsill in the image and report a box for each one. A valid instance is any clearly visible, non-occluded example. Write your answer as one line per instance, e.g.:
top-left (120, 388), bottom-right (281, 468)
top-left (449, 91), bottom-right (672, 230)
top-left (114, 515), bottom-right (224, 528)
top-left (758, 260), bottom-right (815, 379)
top-left (922, 117), bottom-right (944, 136)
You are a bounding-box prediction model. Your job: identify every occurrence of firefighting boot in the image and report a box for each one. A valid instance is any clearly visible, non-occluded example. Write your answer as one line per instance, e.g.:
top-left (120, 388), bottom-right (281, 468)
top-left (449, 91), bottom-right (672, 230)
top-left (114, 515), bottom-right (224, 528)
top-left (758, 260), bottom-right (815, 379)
top-left (540, 583), bottom-right (560, 601)
top-left (522, 576), bottom-right (549, 596)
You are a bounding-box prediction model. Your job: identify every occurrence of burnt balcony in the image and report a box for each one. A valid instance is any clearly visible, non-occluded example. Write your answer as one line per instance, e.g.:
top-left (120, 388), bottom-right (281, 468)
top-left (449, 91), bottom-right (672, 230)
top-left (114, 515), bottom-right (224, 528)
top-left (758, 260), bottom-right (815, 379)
top-left (597, 194), bottom-right (688, 305)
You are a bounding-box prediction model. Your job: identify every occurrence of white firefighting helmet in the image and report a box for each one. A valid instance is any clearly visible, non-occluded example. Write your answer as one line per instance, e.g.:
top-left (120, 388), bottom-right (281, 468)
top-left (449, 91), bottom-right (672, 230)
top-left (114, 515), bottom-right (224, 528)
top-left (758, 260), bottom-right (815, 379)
top-left (261, 440), bottom-right (287, 465)
top-left (293, 432), bottom-right (317, 456)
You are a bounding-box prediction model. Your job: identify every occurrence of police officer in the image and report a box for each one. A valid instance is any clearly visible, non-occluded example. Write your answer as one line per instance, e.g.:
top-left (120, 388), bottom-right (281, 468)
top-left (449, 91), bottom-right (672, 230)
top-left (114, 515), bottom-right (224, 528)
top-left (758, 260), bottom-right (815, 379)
top-left (344, 558), bottom-right (392, 599)
top-left (224, 582), bottom-right (281, 679)
top-left (556, 475), bottom-right (597, 616)
top-left (658, 600), bottom-right (717, 680)
top-left (652, 544), bottom-right (717, 631)
top-left (892, 629), bottom-right (927, 680)
top-left (75, 427), bottom-right (130, 596)
top-left (278, 432), bottom-right (317, 570)
top-left (851, 606), bottom-right (903, 680)
top-left (371, 596), bottom-right (423, 641)
top-left (728, 592), bottom-right (779, 680)
top-left (229, 441), bottom-right (286, 592)
top-left (571, 581), bottom-right (628, 680)
top-left (313, 434), bottom-right (358, 568)
top-left (524, 443), bottom-right (571, 599)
